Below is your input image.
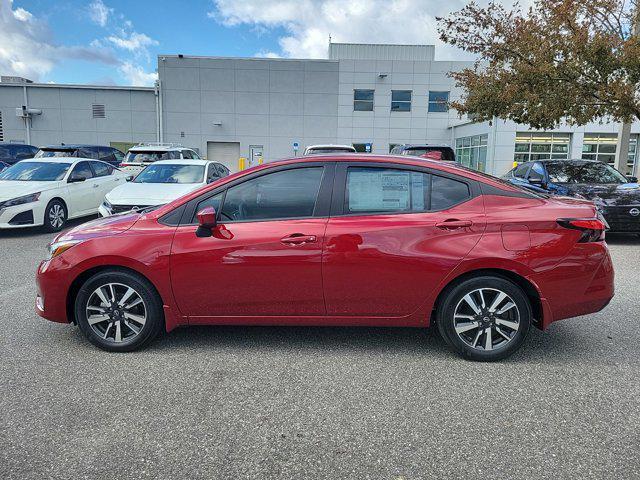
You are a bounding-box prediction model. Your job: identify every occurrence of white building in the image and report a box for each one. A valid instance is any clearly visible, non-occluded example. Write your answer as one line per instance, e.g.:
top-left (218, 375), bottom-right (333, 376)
top-left (1, 43), bottom-right (638, 175)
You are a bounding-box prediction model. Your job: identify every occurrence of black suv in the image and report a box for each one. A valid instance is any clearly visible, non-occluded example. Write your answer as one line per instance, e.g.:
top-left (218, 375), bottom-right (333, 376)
top-left (0, 143), bottom-right (39, 165)
top-left (35, 144), bottom-right (125, 167)
top-left (390, 144), bottom-right (456, 161)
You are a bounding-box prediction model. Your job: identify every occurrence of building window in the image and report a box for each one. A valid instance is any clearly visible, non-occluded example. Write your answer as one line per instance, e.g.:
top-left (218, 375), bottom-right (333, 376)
top-left (514, 132), bottom-right (570, 163)
top-left (583, 133), bottom-right (638, 175)
top-left (0, 111), bottom-right (3, 141)
top-left (92, 104), bottom-right (106, 119)
top-left (428, 91), bottom-right (449, 113)
top-left (354, 89), bottom-right (374, 111)
top-left (353, 143), bottom-right (372, 153)
top-left (455, 134), bottom-right (488, 172)
top-left (391, 90), bottom-right (411, 112)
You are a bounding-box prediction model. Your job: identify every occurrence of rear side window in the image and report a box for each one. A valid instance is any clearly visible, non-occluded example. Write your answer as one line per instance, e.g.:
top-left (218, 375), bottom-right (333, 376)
top-left (99, 147), bottom-right (116, 163)
top-left (431, 175), bottom-right (470, 210)
top-left (182, 150), bottom-right (193, 159)
top-left (78, 147), bottom-right (99, 159)
top-left (220, 167), bottom-right (324, 221)
top-left (91, 161), bottom-right (113, 177)
top-left (71, 161), bottom-right (94, 179)
top-left (345, 167), bottom-right (471, 214)
top-left (346, 167), bottom-right (430, 213)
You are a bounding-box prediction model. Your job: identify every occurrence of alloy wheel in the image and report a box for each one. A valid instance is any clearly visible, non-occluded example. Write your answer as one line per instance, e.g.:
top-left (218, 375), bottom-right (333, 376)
top-left (85, 283), bottom-right (147, 343)
top-left (49, 204), bottom-right (65, 229)
top-left (452, 288), bottom-right (520, 351)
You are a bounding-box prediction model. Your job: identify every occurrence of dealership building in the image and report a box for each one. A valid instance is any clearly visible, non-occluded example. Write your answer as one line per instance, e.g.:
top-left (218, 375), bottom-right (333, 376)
top-left (1, 43), bottom-right (638, 175)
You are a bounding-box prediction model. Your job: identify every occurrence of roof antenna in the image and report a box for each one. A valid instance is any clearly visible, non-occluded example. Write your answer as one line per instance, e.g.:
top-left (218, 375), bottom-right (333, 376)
top-left (328, 33), bottom-right (332, 45)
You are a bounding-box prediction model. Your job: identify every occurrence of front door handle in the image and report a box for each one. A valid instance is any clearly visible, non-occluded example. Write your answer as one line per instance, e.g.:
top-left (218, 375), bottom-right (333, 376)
top-left (281, 234), bottom-right (317, 245)
top-left (435, 219), bottom-right (473, 229)
top-left (93, 183), bottom-right (100, 188)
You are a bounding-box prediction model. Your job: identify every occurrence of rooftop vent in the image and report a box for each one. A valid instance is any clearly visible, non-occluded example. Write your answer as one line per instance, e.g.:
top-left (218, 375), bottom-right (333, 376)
top-left (92, 104), bottom-right (106, 119)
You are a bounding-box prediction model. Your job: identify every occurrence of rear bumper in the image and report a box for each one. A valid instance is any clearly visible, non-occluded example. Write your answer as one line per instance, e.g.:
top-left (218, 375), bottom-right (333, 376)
top-left (530, 242), bottom-right (614, 329)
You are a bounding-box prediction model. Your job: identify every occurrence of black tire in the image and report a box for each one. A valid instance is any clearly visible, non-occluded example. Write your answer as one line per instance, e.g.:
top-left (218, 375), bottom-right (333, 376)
top-left (74, 269), bottom-right (164, 352)
top-left (43, 199), bottom-right (67, 232)
top-left (437, 276), bottom-right (531, 361)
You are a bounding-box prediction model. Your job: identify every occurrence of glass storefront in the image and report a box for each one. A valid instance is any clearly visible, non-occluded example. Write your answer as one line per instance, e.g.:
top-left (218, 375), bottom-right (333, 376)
top-left (582, 133), bottom-right (637, 175)
top-left (455, 134), bottom-right (488, 172)
top-left (514, 133), bottom-right (570, 163)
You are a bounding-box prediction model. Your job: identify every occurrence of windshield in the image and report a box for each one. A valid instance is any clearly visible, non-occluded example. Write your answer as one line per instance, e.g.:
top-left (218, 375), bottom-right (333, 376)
top-left (35, 149), bottom-right (76, 158)
top-left (0, 162), bottom-right (70, 181)
top-left (307, 147), bottom-right (355, 154)
top-left (133, 164), bottom-right (204, 184)
top-left (546, 161), bottom-right (628, 184)
top-left (403, 147), bottom-right (455, 161)
top-left (125, 151), bottom-right (180, 163)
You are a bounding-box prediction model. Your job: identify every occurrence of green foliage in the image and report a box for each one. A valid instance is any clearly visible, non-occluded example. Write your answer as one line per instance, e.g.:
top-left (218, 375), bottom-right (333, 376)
top-left (438, 0), bottom-right (640, 128)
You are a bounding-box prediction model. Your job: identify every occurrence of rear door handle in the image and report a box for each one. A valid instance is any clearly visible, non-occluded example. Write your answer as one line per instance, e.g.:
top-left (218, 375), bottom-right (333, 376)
top-left (281, 234), bottom-right (317, 245)
top-left (435, 219), bottom-right (473, 229)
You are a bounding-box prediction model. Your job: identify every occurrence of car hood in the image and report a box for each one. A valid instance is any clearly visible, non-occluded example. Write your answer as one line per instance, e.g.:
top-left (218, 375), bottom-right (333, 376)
top-left (55, 212), bottom-right (142, 242)
top-left (105, 182), bottom-right (200, 205)
top-left (0, 180), bottom-right (62, 201)
top-left (562, 182), bottom-right (640, 206)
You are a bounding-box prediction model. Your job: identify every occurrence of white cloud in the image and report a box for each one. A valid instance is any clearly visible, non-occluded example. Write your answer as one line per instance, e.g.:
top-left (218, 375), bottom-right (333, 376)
top-left (0, 0), bottom-right (118, 81)
top-left (255, 50), bottom-right (282, 58)
top-left (119, 62), bottom-right (157, 87)
top-left (88, 0), bottom-right (112, 27)
top-left (107, 30), bottom-right (158, 53)
top-left (209, 0), bottom-right (523, 60)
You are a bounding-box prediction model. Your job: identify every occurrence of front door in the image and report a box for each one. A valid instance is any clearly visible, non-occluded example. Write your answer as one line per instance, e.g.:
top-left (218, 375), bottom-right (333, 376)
top-left (170, 164), bottom-right (334, 320)
top-left (322, 164), bottom-right (485, 317)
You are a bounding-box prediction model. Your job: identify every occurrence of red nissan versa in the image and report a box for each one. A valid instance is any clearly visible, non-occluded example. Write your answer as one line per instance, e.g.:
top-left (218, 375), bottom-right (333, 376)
top-left (35, 155), bottom-right (614, 361)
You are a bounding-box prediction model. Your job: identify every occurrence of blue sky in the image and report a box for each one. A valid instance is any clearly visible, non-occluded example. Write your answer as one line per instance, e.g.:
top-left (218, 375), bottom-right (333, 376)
top-left (1, 0), bottom-right (484, 86)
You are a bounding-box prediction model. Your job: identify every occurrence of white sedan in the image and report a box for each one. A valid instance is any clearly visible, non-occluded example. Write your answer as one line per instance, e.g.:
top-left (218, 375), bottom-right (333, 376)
top-left (99, 159), bottom-right (229, 216)
top-left (0, 158), bottom-right (129, 231)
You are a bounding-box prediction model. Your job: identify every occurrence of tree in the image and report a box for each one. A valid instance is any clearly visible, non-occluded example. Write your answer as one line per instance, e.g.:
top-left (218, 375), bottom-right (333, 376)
top-left (437, 0), bottom-right (640, 171)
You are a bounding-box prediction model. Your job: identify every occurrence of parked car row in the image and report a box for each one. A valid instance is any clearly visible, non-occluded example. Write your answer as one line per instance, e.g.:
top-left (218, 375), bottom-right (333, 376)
top-left (0, 143), bottom-right (230, 231)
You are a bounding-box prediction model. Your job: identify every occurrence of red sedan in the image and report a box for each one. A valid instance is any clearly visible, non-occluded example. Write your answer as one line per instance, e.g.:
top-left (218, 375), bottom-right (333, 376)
top-left (35, 155), bottom-right (614, 361)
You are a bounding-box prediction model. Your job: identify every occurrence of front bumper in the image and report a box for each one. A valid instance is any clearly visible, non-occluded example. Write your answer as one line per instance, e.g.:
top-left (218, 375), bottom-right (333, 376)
top-left (601, 206), bottom-right (640, 232)
top-left (35, 258), bottom-right (75, 324)
top-left (0, 202), bottom-right (43, 229)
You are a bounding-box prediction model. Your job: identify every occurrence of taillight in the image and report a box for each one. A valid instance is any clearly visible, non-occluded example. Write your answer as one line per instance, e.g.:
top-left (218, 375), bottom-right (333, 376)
top-left (119, 163), bottom-right (133, 167)
top-left (557, 218), bottom-right (606, 242)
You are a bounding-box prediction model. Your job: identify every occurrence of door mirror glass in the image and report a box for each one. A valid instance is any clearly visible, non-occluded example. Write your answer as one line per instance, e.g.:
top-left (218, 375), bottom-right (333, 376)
top-left (126, 175), bottom-right (134, 182)
top-left (68, 172), bottom-right (87, 183)
top-left (196, 206), bottom-right (216, 237)
top-left (627, 175), bottom-right (638, 183)
top-left (528, 177), bottom-right (546, 188)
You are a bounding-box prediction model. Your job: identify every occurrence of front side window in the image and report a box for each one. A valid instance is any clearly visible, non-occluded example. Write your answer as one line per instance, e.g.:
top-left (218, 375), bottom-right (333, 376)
top-left (391, 90), bottom-right (412, 112)
top-left (0, 162), bottom-right (70, 181)
top-left (513, 163), bottom-right (530, 179)
top-left (346, 168), bottom-right (430, 213)
top-left (134, 164), bottom-right (205, 184)
top-left (220, 167), bottom-right (324, 221)
top-left (71, 161), bottom-right (94, 180)
top-left (354, 89), bottom-right (374, 111)
top-left (206, 163), bottom-right (220, 183)
top-left (428, 91), bottom-right (450, 113)
top-left (194, 192), bottom-right (224, 222)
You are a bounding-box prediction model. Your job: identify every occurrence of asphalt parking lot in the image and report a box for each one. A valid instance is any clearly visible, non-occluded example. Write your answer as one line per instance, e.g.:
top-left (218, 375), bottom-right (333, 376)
top-left (1, 220), bottom-right (639, 480)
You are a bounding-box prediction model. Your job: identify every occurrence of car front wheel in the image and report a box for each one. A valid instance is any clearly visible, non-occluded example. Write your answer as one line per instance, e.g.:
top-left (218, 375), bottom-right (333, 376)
top-left (75, 270), bottom-right (164, 352)
top-left (437, 276), bottom-right (531, 361)
top-left (43, 199), bottom-right (67, 232)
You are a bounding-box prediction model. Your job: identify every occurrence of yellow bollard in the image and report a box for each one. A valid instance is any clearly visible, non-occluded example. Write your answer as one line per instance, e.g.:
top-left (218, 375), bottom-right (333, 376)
top-left (257, 156), bottom-right (263, 165)
top-left (238, 157), bottom-right (246, 171)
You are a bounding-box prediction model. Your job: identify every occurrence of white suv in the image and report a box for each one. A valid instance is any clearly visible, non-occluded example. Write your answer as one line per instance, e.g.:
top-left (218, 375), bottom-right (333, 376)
top-left (120, 143), bottom-right (201, 174)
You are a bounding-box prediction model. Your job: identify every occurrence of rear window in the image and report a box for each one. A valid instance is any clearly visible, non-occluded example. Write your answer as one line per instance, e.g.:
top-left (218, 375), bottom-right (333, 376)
top-left (402, 147), bottom-right (455, 161)
top-left (35, 149), bottom-right (77, 158)
top-left (307, 147), bottom-right (355, 154)
top-left (125, 150), bottom-right (180, 163)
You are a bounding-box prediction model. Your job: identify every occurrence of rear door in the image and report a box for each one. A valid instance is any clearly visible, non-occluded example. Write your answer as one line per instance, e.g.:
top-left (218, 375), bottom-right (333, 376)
top-left (322, 162), bottom-right (485, 318)
top-left (90, 161), bottom-right (124, 205)
top-left (66, 161), bottom-right (97, 216)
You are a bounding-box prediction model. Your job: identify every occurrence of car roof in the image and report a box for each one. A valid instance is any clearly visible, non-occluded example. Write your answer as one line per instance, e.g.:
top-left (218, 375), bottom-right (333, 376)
top-left (39, 144), bottom-right (105, 149)
top-left (17, 157), bottom-right (77, 164)
top-left (150, 159), bottom-right (212, 166)
top-left (399, 144), bottom-right (453, 149)
top-left (306, 144), bottom-right (356, 149)
top-left (128, 143), bottom-right (192, 152)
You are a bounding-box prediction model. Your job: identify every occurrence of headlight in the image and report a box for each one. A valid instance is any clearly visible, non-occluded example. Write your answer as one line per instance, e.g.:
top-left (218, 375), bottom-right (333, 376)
top-left (46, 240), bottom-right (83, 260)
top-left (0, 192), bottom-right (41, 209)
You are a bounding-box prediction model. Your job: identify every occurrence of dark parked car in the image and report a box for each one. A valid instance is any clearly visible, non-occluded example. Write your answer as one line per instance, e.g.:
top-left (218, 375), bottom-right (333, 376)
top-left (390, 144), bottom-right (456, 161)
top-left (0, 143), bottom-right (38, 165)
top-left (35, 144), bottom-right (125, 167)
top-left (503, 159), bottom-right (640, 233)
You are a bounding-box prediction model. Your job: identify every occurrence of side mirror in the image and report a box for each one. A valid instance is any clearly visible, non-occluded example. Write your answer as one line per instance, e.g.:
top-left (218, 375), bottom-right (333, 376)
top-left (126, 175), bottom-right (134, 182)
top-left (627, 176), bottom-right (638, 183)
top-left (528, 177), bottom-right (547, 189)
top-left (196, 206), bottom-right (217, 237)
top-left (68, 172), bottom-right (87, 183)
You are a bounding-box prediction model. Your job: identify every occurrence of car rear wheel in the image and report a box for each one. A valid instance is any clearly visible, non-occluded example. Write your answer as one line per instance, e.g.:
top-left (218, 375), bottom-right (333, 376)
top-left (75, 270), bottom-right (163, 352)
top-left (437, 276), bottom-right (531, 361)
top-left (43, 199), bottom-right (67, 232)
